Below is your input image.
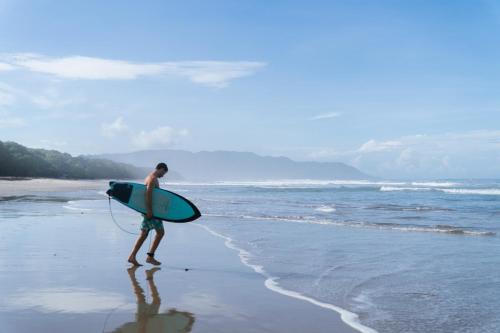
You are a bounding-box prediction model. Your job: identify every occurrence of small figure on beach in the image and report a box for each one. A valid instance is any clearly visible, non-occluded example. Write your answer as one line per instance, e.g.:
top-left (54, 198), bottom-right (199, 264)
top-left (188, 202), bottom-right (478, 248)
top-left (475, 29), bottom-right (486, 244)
top-left (128, 163), bottom-right (168, 266)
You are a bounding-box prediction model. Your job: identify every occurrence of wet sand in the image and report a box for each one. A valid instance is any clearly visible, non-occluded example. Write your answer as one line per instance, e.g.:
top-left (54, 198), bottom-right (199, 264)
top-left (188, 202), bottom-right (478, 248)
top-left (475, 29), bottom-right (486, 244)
top-left (0, 178), bottom-right (109, 196)
top-left (0, 180), bottom-right (360, 333)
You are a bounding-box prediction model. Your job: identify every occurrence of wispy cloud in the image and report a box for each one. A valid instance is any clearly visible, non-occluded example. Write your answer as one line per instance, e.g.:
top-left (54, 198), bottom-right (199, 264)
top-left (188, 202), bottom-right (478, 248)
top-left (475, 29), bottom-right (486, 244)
top-left (31, 87), bottom-right (86, 110)
top-left (310, 112), bottom-right (341, 120)
top-left (100, 117), bottom-right (128, 137)
top-left (303, 130), bottom-right (500, 178)
top-left (132, 126), bottom-right (189, 149)
top-left (355, 131), bottom-right (500, 177)
top-left (100, 117), bottom-right (188, 149)
top-left (0, 82), bottom-right (88, 121)
top-left (358, 139), bottom-right (403, 153)
top-left (0, 53), bottom-right (266, 87)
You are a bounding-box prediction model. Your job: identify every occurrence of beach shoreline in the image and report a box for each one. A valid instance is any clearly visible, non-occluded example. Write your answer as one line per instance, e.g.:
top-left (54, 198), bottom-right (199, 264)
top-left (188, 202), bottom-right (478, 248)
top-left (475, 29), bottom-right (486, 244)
top-left (0, 181), bottom-right (368, 333)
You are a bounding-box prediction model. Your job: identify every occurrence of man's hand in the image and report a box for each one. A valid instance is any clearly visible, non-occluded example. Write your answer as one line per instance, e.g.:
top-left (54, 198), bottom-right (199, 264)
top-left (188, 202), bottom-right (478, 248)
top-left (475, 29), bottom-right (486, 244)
top-left (146, 211), bottom-right (153, 220)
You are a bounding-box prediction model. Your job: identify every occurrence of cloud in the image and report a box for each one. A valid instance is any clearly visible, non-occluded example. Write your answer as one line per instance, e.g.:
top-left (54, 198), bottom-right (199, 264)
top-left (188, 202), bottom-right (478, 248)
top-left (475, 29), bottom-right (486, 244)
top-left (7, 53), bottom-right (164, 80)
top-left (31, 87), bottom-right (85, 110)
top-left (164, 61), bottom-right (265, 88)
top-left (132, 126), bottom-right (189, 149)
top-left (358, 139), bottom-right (403, 152)
top-left (353, 131), bottom-right (500, 178)
top-left (0, 82), bottom-right (85, 115)
top-left (1, 53), bottom-right (266, 87)
top-left (100, 117), bottom-right (128, 137)
top-left (305, 130), bottom-right (500, 178)
top-left (100, 117), bottom-right (188, 149)
top-left (310, 112), bottom-right (341, 120)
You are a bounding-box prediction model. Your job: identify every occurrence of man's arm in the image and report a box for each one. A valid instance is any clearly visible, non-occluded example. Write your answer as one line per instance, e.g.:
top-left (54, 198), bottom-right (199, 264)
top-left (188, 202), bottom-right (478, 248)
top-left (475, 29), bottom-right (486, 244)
top-left (145, 178), bottom-right (155, 219)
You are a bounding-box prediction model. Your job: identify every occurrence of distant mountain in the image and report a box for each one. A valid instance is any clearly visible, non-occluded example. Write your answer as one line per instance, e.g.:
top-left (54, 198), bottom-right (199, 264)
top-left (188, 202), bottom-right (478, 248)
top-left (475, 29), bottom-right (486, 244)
top-left (96, 149), bottom-right (372, 181)
top-left (0, 140), bottom-right (147, 179)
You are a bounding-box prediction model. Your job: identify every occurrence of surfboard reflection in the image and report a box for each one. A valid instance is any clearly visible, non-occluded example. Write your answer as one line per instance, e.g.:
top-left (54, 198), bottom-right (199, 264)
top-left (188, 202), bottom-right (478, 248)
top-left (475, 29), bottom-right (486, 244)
top-left (109, 266), bottom-right (195, 333)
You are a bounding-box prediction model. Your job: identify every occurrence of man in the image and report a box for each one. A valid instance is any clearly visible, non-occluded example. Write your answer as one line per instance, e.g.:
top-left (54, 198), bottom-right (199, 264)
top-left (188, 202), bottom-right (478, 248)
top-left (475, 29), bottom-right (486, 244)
top-left (128, 162), bottom-right (168, 266)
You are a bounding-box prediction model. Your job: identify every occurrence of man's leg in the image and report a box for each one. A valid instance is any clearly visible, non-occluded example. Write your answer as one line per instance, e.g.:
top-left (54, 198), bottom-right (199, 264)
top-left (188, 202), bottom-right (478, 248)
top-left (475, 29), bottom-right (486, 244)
top-left (128, 229), bottom-right (149, 266)
top-left (146, 228), bottom-right (164, 266)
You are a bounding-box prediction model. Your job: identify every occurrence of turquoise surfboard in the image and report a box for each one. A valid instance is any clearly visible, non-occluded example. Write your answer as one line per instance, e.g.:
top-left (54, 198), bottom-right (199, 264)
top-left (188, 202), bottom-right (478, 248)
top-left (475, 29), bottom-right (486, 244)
top-left (106, 181), bottom-right (201, 223)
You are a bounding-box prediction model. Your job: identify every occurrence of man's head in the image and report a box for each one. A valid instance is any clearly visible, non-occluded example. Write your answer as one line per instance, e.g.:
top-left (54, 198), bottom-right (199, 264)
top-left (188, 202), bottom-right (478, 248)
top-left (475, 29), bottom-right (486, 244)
top-left (155, 162), bottom-right (168, 178)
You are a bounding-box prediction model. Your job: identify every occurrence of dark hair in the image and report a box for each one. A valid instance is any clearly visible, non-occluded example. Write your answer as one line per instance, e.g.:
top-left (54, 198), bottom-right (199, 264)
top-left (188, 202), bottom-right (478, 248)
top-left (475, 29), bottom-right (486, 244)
top-left (156, 162), bottom-right (168, 171)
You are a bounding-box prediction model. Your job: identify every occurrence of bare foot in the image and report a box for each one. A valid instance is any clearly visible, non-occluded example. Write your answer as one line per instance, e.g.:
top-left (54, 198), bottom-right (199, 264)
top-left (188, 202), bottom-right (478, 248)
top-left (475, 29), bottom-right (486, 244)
top-left (146, 256), bottom-right (161, 266)
top-left (128, 256), bottom-right (143, 266)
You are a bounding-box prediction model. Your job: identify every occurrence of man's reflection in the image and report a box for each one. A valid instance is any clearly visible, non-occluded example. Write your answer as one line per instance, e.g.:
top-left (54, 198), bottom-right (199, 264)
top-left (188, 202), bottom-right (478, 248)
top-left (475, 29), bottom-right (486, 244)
top-left (109, 266), bottom-right (195, 333)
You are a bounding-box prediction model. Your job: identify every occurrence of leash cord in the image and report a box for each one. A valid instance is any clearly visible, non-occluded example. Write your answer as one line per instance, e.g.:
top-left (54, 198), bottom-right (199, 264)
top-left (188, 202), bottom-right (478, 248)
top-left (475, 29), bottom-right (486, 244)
top-left (108, 196), bottom-right (139, 235)
top-left (107, 196), bottom-right (153, 258)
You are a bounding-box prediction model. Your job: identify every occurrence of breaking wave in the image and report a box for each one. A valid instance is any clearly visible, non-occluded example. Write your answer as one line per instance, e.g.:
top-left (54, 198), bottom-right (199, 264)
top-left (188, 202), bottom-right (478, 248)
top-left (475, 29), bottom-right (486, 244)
top-left (203, 213), bottom-right (496, 236)
top-left (315, 205), bottom-right (337, 213)
top-left (380, 186), bottom-right (500, 196)
top-left (440, 188), bottom-right (500, 196)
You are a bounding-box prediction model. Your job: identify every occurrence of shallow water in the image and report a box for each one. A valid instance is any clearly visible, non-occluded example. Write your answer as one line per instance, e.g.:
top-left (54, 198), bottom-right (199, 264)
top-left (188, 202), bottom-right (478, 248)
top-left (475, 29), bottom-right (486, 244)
top-left (166, 179), bottom-right (500, 333)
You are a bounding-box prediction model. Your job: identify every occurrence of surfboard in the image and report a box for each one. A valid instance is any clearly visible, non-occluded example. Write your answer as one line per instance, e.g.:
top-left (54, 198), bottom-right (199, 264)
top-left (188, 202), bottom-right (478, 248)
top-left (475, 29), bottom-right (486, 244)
top-left (106, 181), bottom-right (201, 223)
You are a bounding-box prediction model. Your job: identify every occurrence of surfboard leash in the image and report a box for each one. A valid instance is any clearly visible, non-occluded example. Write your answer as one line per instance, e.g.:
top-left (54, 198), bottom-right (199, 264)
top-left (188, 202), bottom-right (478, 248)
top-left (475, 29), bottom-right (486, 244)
top-left (107, 196), bottom-right (153, 255)
top-left (107, 196), bottom-right (140, 235)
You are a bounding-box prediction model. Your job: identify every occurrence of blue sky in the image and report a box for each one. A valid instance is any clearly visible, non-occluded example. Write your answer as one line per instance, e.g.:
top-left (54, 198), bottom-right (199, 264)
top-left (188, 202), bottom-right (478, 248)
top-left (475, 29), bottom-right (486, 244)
top-left (0, 0), bottom-right (499, 178)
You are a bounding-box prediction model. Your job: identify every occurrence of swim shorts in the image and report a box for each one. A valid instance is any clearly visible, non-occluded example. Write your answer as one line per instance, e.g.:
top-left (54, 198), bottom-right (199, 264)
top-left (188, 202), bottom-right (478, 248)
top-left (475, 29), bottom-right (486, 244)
top-left (141, 215), bottom-right (164, 231)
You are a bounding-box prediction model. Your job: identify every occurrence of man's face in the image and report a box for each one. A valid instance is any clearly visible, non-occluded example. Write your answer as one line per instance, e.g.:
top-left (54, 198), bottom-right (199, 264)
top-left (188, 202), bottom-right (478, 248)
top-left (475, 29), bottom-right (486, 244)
top-left (157, 169), bottom-right (167, 178)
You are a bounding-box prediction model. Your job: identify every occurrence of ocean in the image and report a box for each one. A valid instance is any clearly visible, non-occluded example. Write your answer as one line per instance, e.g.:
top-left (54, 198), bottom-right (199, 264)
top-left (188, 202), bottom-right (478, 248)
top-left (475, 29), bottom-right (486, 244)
top-left (2, 178), bottom-right (500, 332)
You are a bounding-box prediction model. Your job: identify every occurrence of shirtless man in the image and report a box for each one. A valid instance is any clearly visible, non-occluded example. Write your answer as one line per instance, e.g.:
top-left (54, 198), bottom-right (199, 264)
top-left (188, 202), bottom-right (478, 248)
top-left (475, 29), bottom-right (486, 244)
top-left (128, 162), bottom-right (168, 266)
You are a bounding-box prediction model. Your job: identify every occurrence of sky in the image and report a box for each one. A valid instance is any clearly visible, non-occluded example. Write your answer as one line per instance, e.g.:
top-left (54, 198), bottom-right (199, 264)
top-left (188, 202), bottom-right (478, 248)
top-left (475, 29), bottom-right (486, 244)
top-left (0, 0), bottom-right (499, 179)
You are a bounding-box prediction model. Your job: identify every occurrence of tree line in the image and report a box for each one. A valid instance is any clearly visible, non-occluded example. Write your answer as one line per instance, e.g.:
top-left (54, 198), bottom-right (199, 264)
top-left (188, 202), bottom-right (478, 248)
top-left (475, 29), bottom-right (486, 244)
top-left (0, 140), bottom-right (143, 179)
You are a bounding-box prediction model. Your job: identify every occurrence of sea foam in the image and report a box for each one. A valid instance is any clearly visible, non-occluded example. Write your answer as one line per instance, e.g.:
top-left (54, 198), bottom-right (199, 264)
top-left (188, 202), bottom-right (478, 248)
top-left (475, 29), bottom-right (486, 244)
top-left (197, 224), bottom-right (379, 333)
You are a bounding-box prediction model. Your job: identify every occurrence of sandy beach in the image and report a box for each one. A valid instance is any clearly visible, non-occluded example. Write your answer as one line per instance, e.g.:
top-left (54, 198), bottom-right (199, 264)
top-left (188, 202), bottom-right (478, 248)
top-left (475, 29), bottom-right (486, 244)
top-left (0, 179), bottom-right (361, 333)
top-left (0, 178), bottom-right (109, 196)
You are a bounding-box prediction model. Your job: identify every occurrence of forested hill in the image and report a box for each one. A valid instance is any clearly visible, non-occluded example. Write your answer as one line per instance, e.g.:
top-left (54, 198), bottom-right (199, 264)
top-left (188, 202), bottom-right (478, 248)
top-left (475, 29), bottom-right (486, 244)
top-left (0, 140), bottom-right (144, 179)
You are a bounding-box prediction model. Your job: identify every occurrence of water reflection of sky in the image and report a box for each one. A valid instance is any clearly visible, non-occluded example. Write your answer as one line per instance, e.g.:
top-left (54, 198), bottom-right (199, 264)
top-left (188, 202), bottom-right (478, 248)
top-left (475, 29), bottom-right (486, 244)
top-left (4, 287), bottom-right (133, 313)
